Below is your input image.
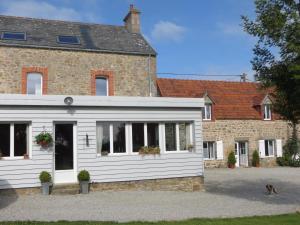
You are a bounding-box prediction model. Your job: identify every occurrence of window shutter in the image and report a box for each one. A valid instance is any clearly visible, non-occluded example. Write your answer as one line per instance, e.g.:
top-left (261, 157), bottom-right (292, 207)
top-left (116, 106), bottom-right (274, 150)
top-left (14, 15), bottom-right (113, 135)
top-left (216, 140), bottom-right (224, 160)
top-left (259, 140), bottom-right (265, 158)
top-left (276, 139), bottom-right (282, 157)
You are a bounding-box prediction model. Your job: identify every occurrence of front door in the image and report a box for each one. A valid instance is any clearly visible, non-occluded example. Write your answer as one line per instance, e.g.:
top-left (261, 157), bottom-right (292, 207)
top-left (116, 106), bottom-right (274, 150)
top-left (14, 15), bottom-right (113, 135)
top-left (235, 141), bottom-right (248, 167)
top-left (54, 123), bottom-right (76, 184)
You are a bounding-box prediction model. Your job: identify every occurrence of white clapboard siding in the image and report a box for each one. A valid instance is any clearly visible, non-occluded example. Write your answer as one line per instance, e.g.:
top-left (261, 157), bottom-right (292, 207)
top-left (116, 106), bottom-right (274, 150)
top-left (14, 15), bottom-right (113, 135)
top-left (216, 140), bottom-right (224, 160)
top-left (259, 140), bottom-right (265, 158)
top-left (0, 96), bottom-right (203, 189)
top-left (276, 139), bottom-right (283, 157)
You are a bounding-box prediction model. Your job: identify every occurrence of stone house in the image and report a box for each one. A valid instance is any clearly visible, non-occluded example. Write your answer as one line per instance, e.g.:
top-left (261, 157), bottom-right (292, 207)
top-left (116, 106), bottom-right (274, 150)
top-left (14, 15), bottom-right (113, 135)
top-left (0, 6), bottom-right (204, 192)
top-left (157, 78), bottom-right (296, 168)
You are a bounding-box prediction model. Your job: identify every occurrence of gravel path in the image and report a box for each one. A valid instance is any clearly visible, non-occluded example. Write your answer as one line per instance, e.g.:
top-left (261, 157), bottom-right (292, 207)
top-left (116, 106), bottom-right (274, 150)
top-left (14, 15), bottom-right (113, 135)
top-left (0, 167), bottom-right (300, 222)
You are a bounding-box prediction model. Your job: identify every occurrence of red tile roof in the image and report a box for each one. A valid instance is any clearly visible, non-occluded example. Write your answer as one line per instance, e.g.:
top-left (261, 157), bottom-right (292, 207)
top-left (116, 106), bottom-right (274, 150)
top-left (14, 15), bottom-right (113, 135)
top-left (157, 78), bottom-right (272, 120)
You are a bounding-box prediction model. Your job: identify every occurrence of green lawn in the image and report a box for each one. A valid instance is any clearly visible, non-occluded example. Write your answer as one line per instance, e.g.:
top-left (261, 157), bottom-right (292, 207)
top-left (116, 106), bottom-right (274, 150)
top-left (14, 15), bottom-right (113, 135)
top-left (1, 213), bottom-right (299, 225)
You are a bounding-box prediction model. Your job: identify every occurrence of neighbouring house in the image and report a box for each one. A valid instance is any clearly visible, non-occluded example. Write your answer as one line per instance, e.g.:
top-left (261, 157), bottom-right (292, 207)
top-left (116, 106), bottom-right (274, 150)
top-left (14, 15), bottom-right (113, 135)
top-left (157, 78), bottom-right (297, 168)
top-left (0, 6), bottom-right (204, 192)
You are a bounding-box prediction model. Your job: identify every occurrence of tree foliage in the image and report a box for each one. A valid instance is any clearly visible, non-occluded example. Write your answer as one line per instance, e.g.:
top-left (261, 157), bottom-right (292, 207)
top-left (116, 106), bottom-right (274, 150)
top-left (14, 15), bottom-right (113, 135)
top-left (242, 0), bottom-right (300, 125)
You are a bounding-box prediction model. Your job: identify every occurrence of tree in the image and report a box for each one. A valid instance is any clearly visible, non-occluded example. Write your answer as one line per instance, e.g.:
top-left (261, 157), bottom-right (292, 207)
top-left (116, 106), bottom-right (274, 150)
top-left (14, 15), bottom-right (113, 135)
top-left (242, 0), bottom-right (300, 128)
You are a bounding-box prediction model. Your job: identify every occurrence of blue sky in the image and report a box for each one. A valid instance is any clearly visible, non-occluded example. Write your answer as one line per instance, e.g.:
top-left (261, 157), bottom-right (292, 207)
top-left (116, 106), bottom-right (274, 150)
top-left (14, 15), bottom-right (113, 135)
top-left (0, 0), bottom-right (257, 81)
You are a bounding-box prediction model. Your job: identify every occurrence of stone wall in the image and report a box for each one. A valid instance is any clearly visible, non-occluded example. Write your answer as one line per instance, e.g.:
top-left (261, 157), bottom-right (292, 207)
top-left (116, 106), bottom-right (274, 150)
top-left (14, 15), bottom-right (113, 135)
top-left (203, 120), bottom-right (294, 168)
top-left (0, 46), bottom-right (157, 96)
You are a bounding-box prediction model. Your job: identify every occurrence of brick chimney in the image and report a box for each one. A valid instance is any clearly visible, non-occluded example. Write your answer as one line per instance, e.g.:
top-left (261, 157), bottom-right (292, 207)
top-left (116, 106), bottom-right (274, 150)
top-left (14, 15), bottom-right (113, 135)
top-left (123, 4), bottom-right (141, 33)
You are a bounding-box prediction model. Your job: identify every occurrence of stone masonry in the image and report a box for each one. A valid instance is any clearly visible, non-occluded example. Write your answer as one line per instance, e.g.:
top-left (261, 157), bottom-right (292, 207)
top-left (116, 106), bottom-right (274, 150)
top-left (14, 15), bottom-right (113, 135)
top-left (0, 46), bottom-right (157, 96)
top-left (203, 119), bottom-right (295, 168)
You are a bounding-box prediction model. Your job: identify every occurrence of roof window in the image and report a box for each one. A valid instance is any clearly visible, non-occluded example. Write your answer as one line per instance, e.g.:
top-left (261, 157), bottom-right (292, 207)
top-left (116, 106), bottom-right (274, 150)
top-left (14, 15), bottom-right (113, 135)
top-left (57, 35), bottom-right (80, 45)
top-left (1, 32), bottom-right (26, 40)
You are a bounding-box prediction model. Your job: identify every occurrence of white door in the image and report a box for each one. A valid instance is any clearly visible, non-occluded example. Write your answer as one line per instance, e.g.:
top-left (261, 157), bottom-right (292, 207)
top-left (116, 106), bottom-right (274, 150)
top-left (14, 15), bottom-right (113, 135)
top-left (235, 141), bottom-right (248, 167)
top-left (54, 123), bottom-right (77, 184)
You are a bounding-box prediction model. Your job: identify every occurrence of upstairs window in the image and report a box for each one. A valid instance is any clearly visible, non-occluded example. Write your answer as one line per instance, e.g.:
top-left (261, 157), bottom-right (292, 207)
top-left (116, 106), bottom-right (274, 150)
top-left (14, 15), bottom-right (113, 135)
top-left (57, 35), bottom-right (80, 45)
top-left (2, 32), bottom-right (26, 41)
top-left (27, 73), bottom-right (42, 95)
top-left (263, 104), bottom-right (272, 120)
top-left (202, 104), bottom-right (212, 120)
top-left (95, 77), bottom-right (108, 96)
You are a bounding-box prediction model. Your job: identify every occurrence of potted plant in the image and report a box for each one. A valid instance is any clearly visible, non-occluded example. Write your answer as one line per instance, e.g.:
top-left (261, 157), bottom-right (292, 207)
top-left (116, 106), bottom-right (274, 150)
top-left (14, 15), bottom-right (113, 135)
top-left (39, 171), bottom-right (52, 195)
top-left (78, 170), bottom-right (90, 194)
top-left (227, 151), bottom-right (236, 169)
top-left (187, 144), bottom-right (194, 151)
top-left (139, 146), bottom-right (160, 155)
top-left (252, 150), bottom-right (260, 167)
top-left (35, 132), bottom-right (53, 148)
top-left (23, 153), bottom-right (29, 159)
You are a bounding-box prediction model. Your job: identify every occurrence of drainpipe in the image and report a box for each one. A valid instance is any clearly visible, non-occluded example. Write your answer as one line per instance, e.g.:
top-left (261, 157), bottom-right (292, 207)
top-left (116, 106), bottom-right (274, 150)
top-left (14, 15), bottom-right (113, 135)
top-left (148, 54), bottom-right (152, 97)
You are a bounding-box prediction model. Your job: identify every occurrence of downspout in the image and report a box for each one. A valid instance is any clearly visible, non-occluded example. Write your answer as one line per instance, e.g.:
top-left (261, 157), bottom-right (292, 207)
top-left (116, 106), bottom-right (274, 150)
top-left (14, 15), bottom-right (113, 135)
top-left (148, 54), bottom-right (152, 97)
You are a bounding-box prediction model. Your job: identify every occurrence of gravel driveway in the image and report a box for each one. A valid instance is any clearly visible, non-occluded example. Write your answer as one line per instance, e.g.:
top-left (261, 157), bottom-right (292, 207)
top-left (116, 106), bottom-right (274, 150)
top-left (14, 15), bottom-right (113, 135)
top-left (0, 167), bottom-right (300, 222)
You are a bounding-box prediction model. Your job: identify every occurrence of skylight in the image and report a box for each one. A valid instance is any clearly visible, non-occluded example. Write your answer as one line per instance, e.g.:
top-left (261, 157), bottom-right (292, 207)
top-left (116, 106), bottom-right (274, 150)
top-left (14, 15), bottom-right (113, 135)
top-left (1, 32), bottom-right (26, 41)
top-left (57, 35), bottom-right (80, 45)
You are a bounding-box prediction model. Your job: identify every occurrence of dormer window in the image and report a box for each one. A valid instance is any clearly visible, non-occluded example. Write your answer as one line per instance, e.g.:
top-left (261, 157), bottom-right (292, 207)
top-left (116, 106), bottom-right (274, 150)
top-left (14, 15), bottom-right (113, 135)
top-left (263, 104), bottom-right (272, 120)
top-left (203, 104), bottom-right (212, 120)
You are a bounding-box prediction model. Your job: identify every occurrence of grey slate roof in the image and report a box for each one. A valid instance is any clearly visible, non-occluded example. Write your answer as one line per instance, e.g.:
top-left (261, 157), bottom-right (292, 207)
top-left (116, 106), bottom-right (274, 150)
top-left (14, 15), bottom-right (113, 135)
top-left (0, 15), bottom-right (156, 56)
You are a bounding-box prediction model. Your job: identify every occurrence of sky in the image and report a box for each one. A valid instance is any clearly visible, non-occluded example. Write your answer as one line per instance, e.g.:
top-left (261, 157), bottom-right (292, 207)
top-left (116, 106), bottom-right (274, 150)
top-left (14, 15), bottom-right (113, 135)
top-left (0, 0), bottom-right (257, 81)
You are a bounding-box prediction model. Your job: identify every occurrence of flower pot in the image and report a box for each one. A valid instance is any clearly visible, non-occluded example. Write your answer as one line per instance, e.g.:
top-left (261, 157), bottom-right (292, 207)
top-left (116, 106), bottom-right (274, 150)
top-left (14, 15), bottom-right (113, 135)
top-left (23, 154), bottom-right (29, 159)
top-left (79, 181), bottom-right (90, 194)
top-left (228, 164), bottom-right (235, 169)
top-left (41, 182), bottom-right (51, 195)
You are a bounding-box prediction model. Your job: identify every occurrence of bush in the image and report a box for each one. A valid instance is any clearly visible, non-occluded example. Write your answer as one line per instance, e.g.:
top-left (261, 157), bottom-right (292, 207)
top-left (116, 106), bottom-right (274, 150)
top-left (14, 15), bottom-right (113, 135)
top-left (227, 151), bottom-right (236, 166)
top-left (39, 171), bottom-right (52, 183)
top-left (77, 170), bottom-right (90, 182)
top-left (252, 150), bottom-right (260, 167)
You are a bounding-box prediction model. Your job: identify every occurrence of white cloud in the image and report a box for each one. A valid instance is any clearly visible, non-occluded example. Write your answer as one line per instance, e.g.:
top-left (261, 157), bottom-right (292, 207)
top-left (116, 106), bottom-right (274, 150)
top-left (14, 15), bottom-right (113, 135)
top-left (151, 21), bottom-right (186, 42)
top-left (0, 0), bottom-right (99, 22)
top-left (217, 22), bottom-right (245, 36)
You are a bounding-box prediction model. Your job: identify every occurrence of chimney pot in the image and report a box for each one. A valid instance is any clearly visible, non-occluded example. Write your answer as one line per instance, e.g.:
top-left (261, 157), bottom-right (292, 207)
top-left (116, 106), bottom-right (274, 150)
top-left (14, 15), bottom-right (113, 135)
top-left (124, 4), bottom-right (141, 33)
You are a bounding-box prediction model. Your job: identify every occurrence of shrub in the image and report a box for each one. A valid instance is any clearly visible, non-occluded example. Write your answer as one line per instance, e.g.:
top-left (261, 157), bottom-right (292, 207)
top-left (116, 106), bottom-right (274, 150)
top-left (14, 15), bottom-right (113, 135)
top-left (77, 170), bottom-right (90, 182)
top-left (227, 151), bottom-right (236, 166)
top-left (252, 150), bottom-right (260, 167)
top-left (35, 132), bottom-right (53, 146)
top-left (39, 171), bottom-right (52, 183)
top-left (139, 146), bottom-right (160, 155)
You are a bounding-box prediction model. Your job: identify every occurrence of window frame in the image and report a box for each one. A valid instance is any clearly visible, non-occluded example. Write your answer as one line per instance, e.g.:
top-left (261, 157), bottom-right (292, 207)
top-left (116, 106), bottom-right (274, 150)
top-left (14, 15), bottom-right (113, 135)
top-left (1, 31), bottom-right (26, 41)
top-left (203, 104), bottom-right (212, 121)
top-left (203, 141), bottom-right (216, 160)
top-left (95, 76), bottom-right (109, 96)
top-left (0, 122), bottom-right (32, 160)
top-left (264, 139), bottom-right (275, 157)
top-left (263, 104), bottom-right (272, 120)
top-left (57, 35), bottom-right (80, 45)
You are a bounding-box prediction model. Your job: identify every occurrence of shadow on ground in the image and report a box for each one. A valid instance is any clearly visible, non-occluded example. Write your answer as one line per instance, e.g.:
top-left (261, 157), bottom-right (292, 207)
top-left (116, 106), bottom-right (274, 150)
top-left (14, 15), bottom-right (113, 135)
top-left (0, 179), bottom-right (18, 210)
top-left (205, 178), bottom-right (300, 205)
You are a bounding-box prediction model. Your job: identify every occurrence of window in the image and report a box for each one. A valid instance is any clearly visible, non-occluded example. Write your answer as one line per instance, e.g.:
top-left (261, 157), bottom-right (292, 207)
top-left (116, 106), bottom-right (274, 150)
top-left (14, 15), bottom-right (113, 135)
top-left (96, 122), bottom-right (110, 155)
top-left (202, 104), bottom-right (212, 120)
top-left (265, 140), bottom-right (275, 156)
top-left (203, 142), bottom-right (216, 159)
top-left (147, 123), bottom-right (159, 147)
top-left (95, 77), bottom-right (108, 96)
top-left (263, 104), bottom-right (272, 120)
top-left (57, 35), bottom-right (80, 44)
top-left (132, 123), bottom-right (144, 152)
top-left (0, 123), bottom-right (29, 158)
top-left (113, 122), bottom-right (126, 153)
top-left (179, 122), bottom-right (191, 150)
top-left (2, 32), bottom-right (26, 40)
top-left (27, 73), bottom-right (42, 95)
top-left (165, 123), bottom-right (176, 151)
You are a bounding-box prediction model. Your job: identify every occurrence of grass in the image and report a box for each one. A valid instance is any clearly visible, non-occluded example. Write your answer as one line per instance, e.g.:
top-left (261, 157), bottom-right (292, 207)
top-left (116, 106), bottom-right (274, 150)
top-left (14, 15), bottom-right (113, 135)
top-left (0, 213), bottom-right (299, 225)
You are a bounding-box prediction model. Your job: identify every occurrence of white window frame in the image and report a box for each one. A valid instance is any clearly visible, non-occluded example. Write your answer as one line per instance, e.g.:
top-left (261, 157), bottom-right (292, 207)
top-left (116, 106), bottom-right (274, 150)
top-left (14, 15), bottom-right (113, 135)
top-left (203, 141), bottom-right (216, 160)
top-left (264, 139), bottom-right (275, 157)
top-left (203, 104), bottom-right (212, 121)
top-left (27, 73), bottom-right (43, 95)
top-left (263, 104), bottom-right (272, 120)
top-left (164, 122), bottom-right (193, 153)
top-left (95, 76), bottom-right (108, 96)
top-left (0, 122), bottom-right (31, 160)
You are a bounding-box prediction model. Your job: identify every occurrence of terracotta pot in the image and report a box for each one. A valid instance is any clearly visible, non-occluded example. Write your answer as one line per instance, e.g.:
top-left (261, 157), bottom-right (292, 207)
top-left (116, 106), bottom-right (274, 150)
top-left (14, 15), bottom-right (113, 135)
top-left (228, 164), bottom-right (235, 169)
top-left (254, 163), bottom-right (260, 168)
top-left (23, 154), bottom-right (29, 159)
top-left (38, 140), bottom-right (49, 148)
